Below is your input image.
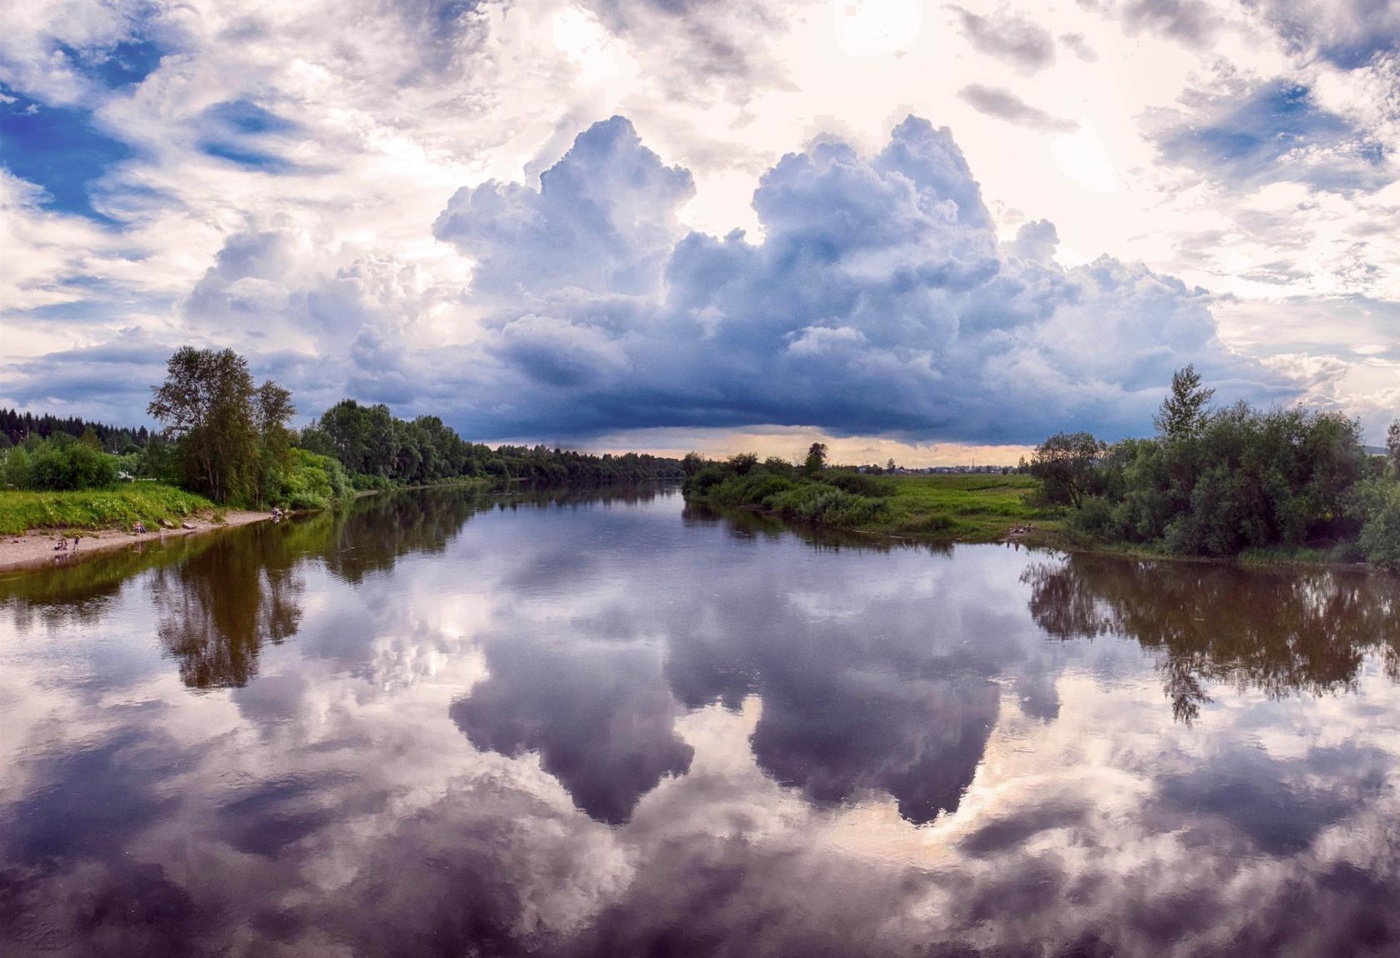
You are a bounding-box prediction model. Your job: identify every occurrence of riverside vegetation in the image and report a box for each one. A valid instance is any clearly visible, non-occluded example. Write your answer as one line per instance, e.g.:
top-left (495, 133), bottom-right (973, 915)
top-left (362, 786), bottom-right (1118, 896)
top-left (682, 368), bottom-right (1400, 572)
top-left (0, 346), bottom-right (682, 536)
top-left (682, 450), bottom-right (1059, 543)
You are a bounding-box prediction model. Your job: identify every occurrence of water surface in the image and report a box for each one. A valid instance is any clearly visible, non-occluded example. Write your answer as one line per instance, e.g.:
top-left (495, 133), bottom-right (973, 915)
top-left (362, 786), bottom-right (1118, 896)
top-left (2, 487), bottom-right (1398, 957)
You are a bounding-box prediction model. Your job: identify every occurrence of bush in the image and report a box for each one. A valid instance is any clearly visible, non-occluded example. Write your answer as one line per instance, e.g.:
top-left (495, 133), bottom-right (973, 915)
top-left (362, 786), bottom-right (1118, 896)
top-left (682, 463), bottom-right (732, 498)
top-left (823, 471), bottom-right (895, 497)
top-left (1068, 495), bottom-right (1120, 539)
top-left (10, 438), bottom-right (118, 491)
top-left (3, 447), bottom-right (31, 489)
top-left (278, 449), bottom-right (353, 509)
top-left (764, 484), bottom-right (890, 526)
top-left (1356, 479), bottom-right (1400, 571)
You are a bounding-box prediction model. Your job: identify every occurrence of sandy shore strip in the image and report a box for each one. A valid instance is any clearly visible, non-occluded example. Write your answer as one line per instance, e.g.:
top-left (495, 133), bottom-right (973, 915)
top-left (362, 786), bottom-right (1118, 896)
top-left (0, 510), bottom-right (273, 572)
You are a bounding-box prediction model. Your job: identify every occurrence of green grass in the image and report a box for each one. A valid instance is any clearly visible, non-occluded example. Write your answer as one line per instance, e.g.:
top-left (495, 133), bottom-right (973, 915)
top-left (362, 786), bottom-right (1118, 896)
top-left (688, 471), bottom-right (1067, 545)
top-left (0, 483), bottom-right (218, 535)
top-left (869, 474), bottom-right (1064, 542)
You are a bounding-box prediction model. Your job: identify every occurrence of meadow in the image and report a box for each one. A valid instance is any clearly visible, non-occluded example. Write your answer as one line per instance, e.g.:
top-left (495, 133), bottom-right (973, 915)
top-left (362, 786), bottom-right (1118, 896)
top-left (875, 474), bottom-right (1063, 542)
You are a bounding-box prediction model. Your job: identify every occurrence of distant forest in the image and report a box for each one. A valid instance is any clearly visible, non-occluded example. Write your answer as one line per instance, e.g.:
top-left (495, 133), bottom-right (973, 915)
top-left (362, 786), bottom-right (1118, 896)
top-left (0, 408), bottom-right (151, 453)
top-left (297, 398), bottom-right (683, 489)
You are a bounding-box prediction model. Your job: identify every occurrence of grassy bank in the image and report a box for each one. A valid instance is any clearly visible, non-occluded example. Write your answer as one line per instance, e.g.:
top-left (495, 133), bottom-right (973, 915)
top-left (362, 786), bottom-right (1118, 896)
top-left (0, 483), bottom-right (217, 535)
top-left (875, 474), bottom-right (1063, 541)
top-left (685, 465), bottom-right (1065, 545)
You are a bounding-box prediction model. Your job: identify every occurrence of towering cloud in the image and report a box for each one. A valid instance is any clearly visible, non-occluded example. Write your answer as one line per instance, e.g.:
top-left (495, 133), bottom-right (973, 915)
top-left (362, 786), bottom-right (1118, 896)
top-left (423, 115), bottom-right (1293, 444)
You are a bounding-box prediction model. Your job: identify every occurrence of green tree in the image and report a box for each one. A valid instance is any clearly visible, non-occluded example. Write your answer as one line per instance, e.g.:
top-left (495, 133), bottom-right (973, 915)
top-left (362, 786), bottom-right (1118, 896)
top-left (1153, 364), bottom-right (1215, 442)
top-left (254, 380), bottom-right (296, 505)
top-left (3, 447), bottom-right (31, 488)
top-left (1030, 432), bottom-right (1105, 508)
top-left (1357, 479), bottom-right (1400, 570)
top-left (148, 347), bottom-right (291, 504)
top-left (1388, 418), bottom-right (1400, 476)
top-left (803, 442), bottom-right (828, 477)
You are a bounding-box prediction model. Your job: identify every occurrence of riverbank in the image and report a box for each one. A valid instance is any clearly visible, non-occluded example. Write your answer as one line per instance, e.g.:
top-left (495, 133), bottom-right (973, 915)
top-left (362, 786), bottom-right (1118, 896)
top-left (0, 477), bottom-right (502, 573)
top-left (685, 472), bottom-right (1392, 572)
top-left (685, 471), bottom-right (1067, 545)
top-left (0, 508), bottom-right (275, 571)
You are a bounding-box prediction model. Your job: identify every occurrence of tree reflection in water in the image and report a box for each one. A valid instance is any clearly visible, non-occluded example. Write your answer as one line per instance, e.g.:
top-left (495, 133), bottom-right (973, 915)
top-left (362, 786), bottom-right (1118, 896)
top-left (152, 525), bottom-right (306, 689)
top-left (147, 487), bottom-right (663, 690)
top-left (1023, 555), bottom-right (1400, 722)
top-left (151, 489), bottom-right (502, 688)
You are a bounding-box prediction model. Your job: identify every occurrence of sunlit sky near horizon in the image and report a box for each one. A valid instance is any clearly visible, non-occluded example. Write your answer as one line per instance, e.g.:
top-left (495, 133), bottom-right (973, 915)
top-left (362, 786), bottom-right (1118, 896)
top-left (1, 0), bottom-right (1396, 465)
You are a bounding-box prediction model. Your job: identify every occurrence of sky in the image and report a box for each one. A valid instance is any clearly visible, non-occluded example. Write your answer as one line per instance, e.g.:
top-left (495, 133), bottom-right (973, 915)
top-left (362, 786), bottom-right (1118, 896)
top-left (0, 0), bottom-right (1396, 466)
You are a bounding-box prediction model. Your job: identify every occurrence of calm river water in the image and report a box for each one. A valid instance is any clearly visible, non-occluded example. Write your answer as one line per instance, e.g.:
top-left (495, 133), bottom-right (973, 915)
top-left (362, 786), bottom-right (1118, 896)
top-left (1, 486), bottom-right (1398, 957)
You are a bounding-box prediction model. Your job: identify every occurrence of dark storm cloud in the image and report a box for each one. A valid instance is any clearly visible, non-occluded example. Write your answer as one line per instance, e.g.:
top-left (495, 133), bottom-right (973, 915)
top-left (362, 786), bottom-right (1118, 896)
top-left (1156, 740), bottom-right (1393, 853)
top-left (650, 537), bottom-right (1034, 823)
top-left (949, 5), bottom-right (1057, 74)
top-left (12, 114), bottom-right (1302, 446)
top-left (0, 328), bottom-right (171, 420)
top-left (958, 83), bottom-right (1079, 132)
top-left (426, 114), bottom-right (1292, 445)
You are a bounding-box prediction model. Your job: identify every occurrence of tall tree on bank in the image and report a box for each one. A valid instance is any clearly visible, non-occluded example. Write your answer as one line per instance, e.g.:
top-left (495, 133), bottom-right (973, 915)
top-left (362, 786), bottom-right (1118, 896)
top-left (148, 347), bottom-right (293, 504)
top-left (254, 380), bottom-right (296, 505)
top-left (1153, 363), bottom-right (1215, 442)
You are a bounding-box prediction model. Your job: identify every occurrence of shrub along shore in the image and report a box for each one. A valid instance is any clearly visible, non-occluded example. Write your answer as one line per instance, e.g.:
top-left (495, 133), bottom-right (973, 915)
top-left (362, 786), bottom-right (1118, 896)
top-left (682, 463), bottom-right (1396, 571)
top-left (682, 367), bottom-right (1400, 572)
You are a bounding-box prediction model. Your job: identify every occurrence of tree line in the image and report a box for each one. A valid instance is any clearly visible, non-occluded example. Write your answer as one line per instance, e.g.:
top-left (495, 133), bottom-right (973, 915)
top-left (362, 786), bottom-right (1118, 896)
top-left (298, 399), bottom-right (683, 490)
top-left (0, 347), bottom-right (682, 506)
top-left (0, 407), bottom-right (152, 453)
top-left (1028, 365), bottom-right (1400, 570)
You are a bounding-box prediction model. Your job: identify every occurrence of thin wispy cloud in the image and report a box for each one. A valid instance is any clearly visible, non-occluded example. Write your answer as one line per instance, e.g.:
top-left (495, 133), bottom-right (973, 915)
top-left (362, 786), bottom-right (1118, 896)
top-left (957, 84), bottom-right (1079, 133)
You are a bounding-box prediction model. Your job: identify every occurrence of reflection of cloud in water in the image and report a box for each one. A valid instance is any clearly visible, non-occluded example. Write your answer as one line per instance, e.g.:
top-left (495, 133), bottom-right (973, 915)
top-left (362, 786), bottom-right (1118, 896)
top-left (652, 543), bottom-right (1042, 824)
top-left (451, 637), bottom-right (692, 824)
top-left (751, 673), bottom-right (998, 823)
top-left (3, 493), bottom-right (1400, 955)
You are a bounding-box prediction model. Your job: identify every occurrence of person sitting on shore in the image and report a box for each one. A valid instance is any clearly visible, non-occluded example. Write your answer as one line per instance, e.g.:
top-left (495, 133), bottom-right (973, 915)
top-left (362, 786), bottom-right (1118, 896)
top-left (54, 537), bottom-right (67, 551)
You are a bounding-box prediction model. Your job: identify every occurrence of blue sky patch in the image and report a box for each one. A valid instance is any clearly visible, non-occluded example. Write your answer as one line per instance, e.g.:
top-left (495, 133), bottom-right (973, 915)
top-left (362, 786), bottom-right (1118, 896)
top-left (197, 100), bottom-right (302, 173)
top-left (55, 37), bottom-right (167, 89)
top-left (1156, 81), bottom-right (1388, 192)
top-left (0, 86), bottom-right (134, 222)
top-left (201, 100), bottom-right (299, 136)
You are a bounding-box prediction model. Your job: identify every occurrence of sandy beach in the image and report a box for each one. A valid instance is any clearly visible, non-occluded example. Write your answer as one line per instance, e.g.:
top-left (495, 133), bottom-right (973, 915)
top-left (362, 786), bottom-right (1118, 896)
top-left (0, 510), bottom-right (273, 572)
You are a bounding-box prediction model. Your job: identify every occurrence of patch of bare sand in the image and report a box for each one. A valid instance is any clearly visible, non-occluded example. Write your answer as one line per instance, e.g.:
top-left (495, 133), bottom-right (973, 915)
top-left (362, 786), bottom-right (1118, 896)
top-left (0, 510), bottom-right (272, 572)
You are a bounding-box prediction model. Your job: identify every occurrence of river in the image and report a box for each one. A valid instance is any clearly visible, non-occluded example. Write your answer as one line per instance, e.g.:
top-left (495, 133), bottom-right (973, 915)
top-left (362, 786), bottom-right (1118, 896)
top-left (1, 485), bottom-right (1397, 957)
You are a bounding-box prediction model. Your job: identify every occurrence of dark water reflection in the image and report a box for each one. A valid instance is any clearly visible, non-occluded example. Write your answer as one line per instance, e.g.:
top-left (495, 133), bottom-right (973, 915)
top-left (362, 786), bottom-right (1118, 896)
top-left (1, 487), bottom-right (1398, 957)
top-left (1025, 556), bottom-right (1400, 722)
